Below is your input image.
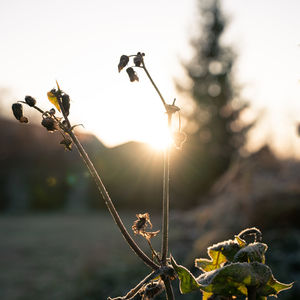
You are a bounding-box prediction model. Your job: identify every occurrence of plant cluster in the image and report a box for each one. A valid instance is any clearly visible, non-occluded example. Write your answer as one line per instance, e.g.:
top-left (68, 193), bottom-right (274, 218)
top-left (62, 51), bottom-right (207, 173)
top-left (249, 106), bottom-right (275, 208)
top-left (11, 53), bottom-right (292, 299)
top-left (171, 228), bottom-right (292, 300)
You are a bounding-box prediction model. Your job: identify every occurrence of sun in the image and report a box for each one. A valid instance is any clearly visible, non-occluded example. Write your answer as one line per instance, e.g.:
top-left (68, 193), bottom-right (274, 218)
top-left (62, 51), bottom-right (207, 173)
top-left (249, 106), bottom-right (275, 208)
top-left (144, 128), bottom-right (173, 151)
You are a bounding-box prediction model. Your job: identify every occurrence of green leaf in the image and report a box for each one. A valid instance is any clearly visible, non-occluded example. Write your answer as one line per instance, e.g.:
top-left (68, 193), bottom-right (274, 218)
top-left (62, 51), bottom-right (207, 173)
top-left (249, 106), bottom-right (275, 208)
top-left (197, 262), bottom-right (270, 296)
top-left (47, 91), bottom-right (61, 111)
top-left (170, 256), bottom-right (200, 294)
top-left (208, 239), bottom-right (242, 262)
top-left (195, 249), bottom-right (227, 272)
top-left (197, 262), bottom-right (250, 296)
top-left (257, 275), bottom-right (293, 297)
top-left (197, 262), bottom-right (292, 297)
top-left (235, 235), bottom-right (247, 247)
top-left (202, 291), bottom-right (213, 300)
top-left (233, 242), bottom-right (268, 263)
top-left (195, 240), bottom-right (239, 272)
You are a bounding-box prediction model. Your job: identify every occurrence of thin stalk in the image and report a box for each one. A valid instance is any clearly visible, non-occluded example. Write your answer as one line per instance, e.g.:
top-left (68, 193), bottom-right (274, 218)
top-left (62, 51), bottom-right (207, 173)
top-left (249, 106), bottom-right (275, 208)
top-left (161, 143), bottom-right (170, 264)
top-left (18, 101), bottom-right (44, 115)
top-left (108, 268), bottom-right (164, 300)
top-left (140, 64), bottom-right (174, 299)
top-left (142, 62), bottom-right (167, 109)
top-left (140, 59), bottom-right (170, 265)
top-left (56, 98), bottom-right (159, 271)
top-left (247, 286), bottom-right (256, 300)
top-left (162, 277), bottom-right (175, 300)
top-left (146, 239), bottom-right (161, 264)
top-left (161, 113), bottom-right (172, 264)
top-left (161, 113), bottom-right (174, 300)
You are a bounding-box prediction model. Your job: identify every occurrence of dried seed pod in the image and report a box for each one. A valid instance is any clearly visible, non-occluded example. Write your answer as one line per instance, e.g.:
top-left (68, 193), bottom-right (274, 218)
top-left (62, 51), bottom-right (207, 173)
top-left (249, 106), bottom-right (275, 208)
top-left (12, 103), bottom-right (23, 120)
top-left (132, 213), bottom-right (159, 240)
top-left (24, 95), bottom-right (36, 107)
top-left (60, 138), bottom-right (72, 151)
top-left (62, 94), bottom-right (70, 116)
top-left (49, 108), bottom-right (56, 115)
top-left (132, 213), bottom-right (151, 234)
top-left (19, 116), bottom-right (29, 123)
top-left (133, 52), bottom-right (144, 67)
top-left (41, 117), bottom-right (58, 132)
top-left (144, 281), bottom-right (164, 299)
top-left (118, 55), bottom-right (129, 72)
top-left (12, 103), bottom-right (28, 123)
top-left (126, 67), bottom-right (139, 82)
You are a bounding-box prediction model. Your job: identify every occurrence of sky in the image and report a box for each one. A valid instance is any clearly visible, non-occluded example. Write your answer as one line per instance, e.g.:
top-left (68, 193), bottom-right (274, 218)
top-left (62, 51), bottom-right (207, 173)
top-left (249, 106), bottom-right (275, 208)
top-left (1, 0), bottom-right (300, 157)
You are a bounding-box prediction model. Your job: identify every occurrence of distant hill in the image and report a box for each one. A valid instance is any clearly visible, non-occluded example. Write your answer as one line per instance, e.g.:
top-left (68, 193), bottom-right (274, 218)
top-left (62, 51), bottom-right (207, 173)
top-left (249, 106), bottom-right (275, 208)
top-left (0, 117), bottom-right (165, 212)
top-left (0, 117), bottom-right (107, 212)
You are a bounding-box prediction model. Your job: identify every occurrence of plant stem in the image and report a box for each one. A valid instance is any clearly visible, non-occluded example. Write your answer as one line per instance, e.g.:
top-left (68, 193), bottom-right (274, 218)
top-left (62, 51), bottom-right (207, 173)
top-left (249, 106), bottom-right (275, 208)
top-left (142, 63), bottom-right (167, 109)
top-left (69, 130), bottom-right (159, 270)
top-left (161, 141), bottom-right (170, 264)
top-left (141, 59), bottom-right (170, 265)
top-left (162, 113), bottom-right (174, 300)
top-left (108, 268), bottom-right (164, 300)
top-left (140, 64), bottom-right (174, 299)
top-left (247, 286), bottom-right (256, 300)
top-left (56, 99), bottom-right (159, 271)
top-left (162, 276), bottom-right (175, 300)
top-left (161, 113), bottom-right (172, 264)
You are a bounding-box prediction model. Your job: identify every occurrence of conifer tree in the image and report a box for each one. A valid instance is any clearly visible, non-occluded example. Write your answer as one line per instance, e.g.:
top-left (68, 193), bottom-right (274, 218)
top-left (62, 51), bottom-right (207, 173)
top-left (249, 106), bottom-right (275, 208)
top-left (174, 0), bottom-right (251, 204)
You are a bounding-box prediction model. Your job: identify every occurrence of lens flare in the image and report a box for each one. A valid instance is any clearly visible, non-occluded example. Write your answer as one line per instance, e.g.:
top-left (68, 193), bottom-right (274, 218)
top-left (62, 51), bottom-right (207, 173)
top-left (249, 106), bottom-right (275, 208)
top-left (146, 129), bottom-right (173, 151)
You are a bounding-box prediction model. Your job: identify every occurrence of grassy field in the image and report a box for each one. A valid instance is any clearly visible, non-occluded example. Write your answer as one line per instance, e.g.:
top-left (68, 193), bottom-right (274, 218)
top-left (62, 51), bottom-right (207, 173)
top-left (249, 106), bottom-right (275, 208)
top-left (1, 212), bottom-right (297, 300)
top-left (0, 212), bottom-right (200, 300)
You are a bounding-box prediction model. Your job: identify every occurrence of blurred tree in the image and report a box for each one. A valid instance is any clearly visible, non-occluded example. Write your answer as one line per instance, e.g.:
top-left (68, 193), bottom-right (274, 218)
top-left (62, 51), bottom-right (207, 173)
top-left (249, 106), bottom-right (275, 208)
top-left (173, 0), bottom-right (252, 205)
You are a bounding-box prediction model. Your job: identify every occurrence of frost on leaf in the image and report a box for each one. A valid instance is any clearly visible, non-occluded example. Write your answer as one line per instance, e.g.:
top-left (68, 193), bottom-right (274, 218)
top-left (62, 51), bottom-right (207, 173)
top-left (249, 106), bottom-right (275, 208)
top-left (193, 229), bottom-right (292, 298)
top-left (208, 239), bottom-right (242, 263)
top-left (196, 262), bottom-right (292, 297)
top-left (195, 248), bottom-right (227, 272)
top-left (170, 256), bottom-right (200, 294)
top-left (233, 242), bottom-right (268, 263)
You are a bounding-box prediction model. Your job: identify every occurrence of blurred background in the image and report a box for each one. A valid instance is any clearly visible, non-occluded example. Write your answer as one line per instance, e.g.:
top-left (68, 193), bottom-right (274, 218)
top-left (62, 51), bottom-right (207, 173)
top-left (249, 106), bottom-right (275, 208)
top-left (0, 0), bottom-right (299, 299)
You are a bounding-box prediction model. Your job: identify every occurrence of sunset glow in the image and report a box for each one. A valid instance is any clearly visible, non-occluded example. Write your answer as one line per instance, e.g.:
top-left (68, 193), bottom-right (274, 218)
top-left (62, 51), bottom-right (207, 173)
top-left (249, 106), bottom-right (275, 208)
top-left (146, 128), bottom-right (173, 151)
top-left (1, 1), bottom-right (300, 157)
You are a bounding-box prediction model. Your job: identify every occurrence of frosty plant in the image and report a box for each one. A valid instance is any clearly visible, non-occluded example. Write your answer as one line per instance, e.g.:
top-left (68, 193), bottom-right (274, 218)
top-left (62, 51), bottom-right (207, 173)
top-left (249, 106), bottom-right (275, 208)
top-left (11, 52), bottom-right (292, 300)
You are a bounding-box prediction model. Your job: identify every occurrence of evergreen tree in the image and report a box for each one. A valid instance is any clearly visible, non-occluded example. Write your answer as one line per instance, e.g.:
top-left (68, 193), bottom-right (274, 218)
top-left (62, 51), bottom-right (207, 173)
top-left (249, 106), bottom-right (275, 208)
top-left (173, 0), bottom-right (251, 205)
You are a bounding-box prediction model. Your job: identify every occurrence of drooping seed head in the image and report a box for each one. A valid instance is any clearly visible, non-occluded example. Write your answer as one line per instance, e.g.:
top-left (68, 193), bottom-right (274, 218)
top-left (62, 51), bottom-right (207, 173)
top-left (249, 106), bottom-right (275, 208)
top-left (133, 52), bottom-right (144, 67)
top-left (24, 95), bottom-right (36, 107)
top-left (12, 103), bottom-right (28, 123)
top-left (49, 108), bottom-right (56, 115)
top-left (118, 55), bottom-right (129, 72)
top-left (62, 94), bottom-right (70, 116)
top-left (41, 117), bottom-right (58, 132)
top-left (12, 103), bottom-right (23, 120)
top-left (126, 67), bottom-right (139, 82)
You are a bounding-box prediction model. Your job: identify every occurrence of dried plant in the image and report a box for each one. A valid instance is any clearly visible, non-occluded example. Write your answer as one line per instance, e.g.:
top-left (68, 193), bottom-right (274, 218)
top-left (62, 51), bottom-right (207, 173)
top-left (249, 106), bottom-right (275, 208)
top-left (10, 53), bottom-right (292, 300)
